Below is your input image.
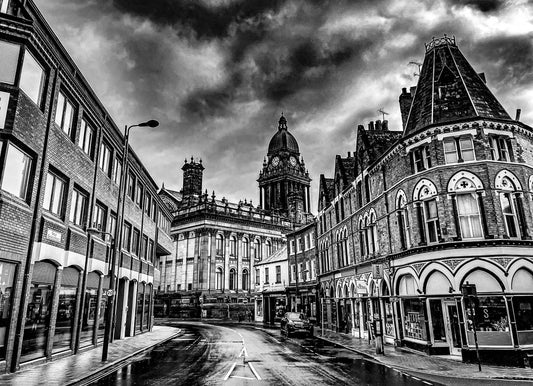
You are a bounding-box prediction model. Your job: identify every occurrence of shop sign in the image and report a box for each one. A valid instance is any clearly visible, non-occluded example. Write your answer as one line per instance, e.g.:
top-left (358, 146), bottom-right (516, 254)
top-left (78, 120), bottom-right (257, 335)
top-left (356, 280), bottom-right (368, 295)
top-left (46, 229), bottom-right (62, 243)
top-left (0, 91), bottom-right (9, 129)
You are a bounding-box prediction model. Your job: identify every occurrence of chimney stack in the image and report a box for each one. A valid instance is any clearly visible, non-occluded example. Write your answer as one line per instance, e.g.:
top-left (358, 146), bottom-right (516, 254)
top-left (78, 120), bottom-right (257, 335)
top-left (368, 121), bottom-right (374, 131)
top-left (375, 120), bottom-right (382, 130)
top-left (399, 87), bottom-right (416, 130)
top-left (383, 120), bottom-right (388, 130)
top-left (347, 151), bottom-right (351, 157)
top-left (516, 109), bottom-right (522, 121)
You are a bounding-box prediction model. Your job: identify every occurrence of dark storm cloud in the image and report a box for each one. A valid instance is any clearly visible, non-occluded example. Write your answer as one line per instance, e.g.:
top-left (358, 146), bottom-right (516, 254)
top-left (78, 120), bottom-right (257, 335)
top-left (469, 34), bottom-right (533, 86)
top-left (447, 0), bottom-right (504, 13)
top-left (110, 0), bottom-right (287, 40)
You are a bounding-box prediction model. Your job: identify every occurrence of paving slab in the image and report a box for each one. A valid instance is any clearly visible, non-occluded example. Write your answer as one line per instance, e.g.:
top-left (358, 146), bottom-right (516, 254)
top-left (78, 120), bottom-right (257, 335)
top-left (0, 326), bottom-right (181, 386)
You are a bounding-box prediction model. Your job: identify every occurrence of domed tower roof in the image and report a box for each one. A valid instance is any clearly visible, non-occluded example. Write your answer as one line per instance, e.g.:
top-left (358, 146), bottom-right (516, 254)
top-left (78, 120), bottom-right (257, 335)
top-left (267, 114), bottom-right (300, 156)
top-left (403, 35), bottom-right (510, 137)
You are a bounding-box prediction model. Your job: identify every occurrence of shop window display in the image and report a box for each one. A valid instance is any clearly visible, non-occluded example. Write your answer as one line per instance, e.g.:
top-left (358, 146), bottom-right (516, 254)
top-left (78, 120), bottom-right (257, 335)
top-left (465, 296), bottom-right (512, 346)
top-left (402, 298), bottom-right (428, 341)
top-left (513, 296), bottom-right (533, 345)
top-left (52, 267), bottom-right (79, 352)
top-left (0, 262), bottom-right (16, 360)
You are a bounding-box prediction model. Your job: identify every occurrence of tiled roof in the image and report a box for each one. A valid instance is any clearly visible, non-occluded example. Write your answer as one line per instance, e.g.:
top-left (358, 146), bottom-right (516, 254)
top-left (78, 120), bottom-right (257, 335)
top-left (403, 36), bottom-right (510, 137)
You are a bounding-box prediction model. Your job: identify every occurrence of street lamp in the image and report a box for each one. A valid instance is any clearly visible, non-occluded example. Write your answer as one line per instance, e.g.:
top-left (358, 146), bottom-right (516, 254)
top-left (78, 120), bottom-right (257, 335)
top-left (90, 119), bottom-right (159, 362)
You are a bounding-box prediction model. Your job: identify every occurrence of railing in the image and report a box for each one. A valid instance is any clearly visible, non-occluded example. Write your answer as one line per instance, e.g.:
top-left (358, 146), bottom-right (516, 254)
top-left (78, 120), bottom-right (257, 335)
top-left (425, 34), bottom-right (456, 52)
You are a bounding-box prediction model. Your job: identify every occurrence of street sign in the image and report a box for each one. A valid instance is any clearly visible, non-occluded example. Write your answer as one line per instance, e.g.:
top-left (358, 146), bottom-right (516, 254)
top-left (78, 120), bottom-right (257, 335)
top-left (461, 282), bottom-right (477, 296)
top-left (106, 289), bottom-right (114, 297)
top-left (372, 264), bottom-right (383, 280)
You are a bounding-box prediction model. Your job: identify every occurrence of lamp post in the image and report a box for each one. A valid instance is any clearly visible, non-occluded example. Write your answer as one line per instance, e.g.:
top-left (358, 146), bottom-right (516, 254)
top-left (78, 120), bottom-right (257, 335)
top-left (89, 119), bottom-right (158, 362)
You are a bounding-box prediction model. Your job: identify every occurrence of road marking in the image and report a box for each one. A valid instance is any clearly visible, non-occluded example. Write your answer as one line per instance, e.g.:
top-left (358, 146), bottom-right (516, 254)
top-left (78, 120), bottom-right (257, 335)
top-left (223, 362), bottom-right (237, 381)
top-left (230, 375), bottom-right (255, 380)
top-left (248, 362), bottom-right (262, 380)
top-left (238, 346), bottom-right (248, 358)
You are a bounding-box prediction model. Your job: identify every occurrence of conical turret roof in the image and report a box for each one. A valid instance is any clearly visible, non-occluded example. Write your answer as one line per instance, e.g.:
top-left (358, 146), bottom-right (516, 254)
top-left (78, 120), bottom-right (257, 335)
top-left (403, 36), bottom-right (510, 136)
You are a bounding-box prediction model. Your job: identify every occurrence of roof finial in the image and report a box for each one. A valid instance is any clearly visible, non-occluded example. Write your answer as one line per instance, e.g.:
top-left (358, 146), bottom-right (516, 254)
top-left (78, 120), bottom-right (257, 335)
top-left (278, 113), bottom-right (287, 130)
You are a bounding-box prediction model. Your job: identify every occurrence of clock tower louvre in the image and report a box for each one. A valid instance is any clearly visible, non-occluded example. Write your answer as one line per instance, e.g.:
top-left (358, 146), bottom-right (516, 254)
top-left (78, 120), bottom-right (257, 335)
top-left (258, 114), bottom-right (312, 223)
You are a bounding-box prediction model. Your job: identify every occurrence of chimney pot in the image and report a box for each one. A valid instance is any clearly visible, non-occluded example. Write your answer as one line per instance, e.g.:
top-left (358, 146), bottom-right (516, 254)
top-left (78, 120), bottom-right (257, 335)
top-left (402, 87), bottom-right (407, 94)
top-left (347, 151), bottom-right (351, 157)
top-left (516, 108), bottom-right (522, 121)
top-left (383, 120), bottom-right (388, 130)
top-left (368, 121), bottom-right (374, 131)
top-left (376, 120), bottom-right (382, 130)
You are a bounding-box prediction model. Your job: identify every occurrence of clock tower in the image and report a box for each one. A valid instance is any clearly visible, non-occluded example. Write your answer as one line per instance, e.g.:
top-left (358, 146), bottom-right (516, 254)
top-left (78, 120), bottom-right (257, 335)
top-left (258, 114), bottom-right (311, 222)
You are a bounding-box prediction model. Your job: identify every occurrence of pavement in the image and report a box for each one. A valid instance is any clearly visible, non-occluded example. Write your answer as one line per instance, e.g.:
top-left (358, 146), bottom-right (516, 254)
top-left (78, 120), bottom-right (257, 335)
top-left (0, 325), bottom-right (181, 386)
top-left (314, 327), bottom-right (533, 383)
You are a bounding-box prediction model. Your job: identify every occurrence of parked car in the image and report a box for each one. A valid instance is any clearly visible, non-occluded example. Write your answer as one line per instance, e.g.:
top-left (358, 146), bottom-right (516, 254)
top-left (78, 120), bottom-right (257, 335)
top-left (280, 312), bottom-right (313, 337)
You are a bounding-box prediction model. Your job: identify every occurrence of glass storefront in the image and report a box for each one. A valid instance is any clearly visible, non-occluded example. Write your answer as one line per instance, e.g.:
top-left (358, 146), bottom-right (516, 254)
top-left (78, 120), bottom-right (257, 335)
top-left (52, 267), bottom-right (79, 353)
top-left (21, 261), bottom-right (55, 362)
top-left (384, 298), bottom-right (394, 337)
top-left (402, 298), bottom-right (428, 341)
top-left (0, 261), bottom-right (16, 360)
top-left (513, 296), bottom-right (533, 345)
top-left (143, 285), bottom-right (151, 330)
top-left (79, 272), bottom-right (100, 347)
top-left (96, 275), bottom-right (110, 343)
top-left (136, 284), bottom-right (144, 333)
top-left (465, 296), bottom-right (512, 346)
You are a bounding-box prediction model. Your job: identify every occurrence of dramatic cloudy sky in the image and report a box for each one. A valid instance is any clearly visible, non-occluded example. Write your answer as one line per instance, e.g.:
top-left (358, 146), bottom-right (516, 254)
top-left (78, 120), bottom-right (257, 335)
top-left (35, 0), bottom-right (533, 212)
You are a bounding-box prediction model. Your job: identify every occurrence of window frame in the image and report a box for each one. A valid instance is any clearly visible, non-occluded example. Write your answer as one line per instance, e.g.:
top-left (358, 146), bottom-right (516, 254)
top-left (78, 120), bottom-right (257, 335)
top-left (19, 48), bottom-right (46, 108)
top-left (77, 118), bottom-right (95, 158)
top-left (0, 141), bottom-right (33, 201)
top-left (43, 170), bottom-right (66, 217)
top-left (98, 141), bottom-right (112, 176)
top-left (54, 90), bottom-right (76, 138)
top-left (456, 192), bottom-right (483, 239)
top-left (69, 187), bottom-right (88, 227)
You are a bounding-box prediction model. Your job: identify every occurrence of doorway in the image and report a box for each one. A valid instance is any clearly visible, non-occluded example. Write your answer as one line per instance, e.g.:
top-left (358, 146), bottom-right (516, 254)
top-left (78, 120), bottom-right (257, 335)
top-left (444, 301), bottom-right (462, 356)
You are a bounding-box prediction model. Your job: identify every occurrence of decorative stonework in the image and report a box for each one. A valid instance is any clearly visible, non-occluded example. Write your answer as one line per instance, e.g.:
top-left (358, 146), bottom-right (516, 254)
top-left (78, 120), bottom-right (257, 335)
top-left (491, 257), bottom-right (513, 270)
top-left (412, 262), bottom-right (426, 275)
top-left (442, 259), bottom-right (462, 272)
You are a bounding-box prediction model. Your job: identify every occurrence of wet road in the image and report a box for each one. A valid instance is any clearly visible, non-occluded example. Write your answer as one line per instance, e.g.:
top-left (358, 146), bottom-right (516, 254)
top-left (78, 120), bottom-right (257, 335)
top-left (91, 322), bottom-right (432, 386)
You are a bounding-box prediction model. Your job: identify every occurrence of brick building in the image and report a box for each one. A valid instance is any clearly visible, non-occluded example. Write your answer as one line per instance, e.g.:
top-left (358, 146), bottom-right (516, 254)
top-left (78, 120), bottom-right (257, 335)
top-left (0, 1), bottom-right (172, 372)
top-left (317, 36), bottom-right (533, 367)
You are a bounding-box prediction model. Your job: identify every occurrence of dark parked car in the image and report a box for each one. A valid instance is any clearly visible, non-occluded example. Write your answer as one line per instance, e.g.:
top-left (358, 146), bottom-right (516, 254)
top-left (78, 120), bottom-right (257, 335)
top-left (280, 312), bottom-right (313, 337)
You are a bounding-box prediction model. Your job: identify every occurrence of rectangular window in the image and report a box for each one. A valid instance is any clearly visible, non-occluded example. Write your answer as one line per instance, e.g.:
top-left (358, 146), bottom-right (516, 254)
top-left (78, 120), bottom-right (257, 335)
top-left (412, 145), bottom-right (432, 172)
top-left (127, 172), bottom-right (135, 200)
top-left (1, 143), bottom-right (32, 200)
top-left (459, 137), bottom-right (475, 161)
top-left (0, 40), bottom-right (19, 84)
top-left (0, 260), bottom-right (15, 360)
top-left (43, 171), bottom-right (66, 216)
top-left (132, 229), bottom-right (140, 256)
top-left (148, 239), bottom-right (154, 263)
top-left (265, 268), bottom-right (269, 284)
top-left (144, 195), bottom-right (151, 216)
top-left (424, 199), bottom-right (440, 243)
top-left (108, 213), bottom-right (117, 239)
top-left (275, 265), bottom-right (281, 283)
top-left (296, 238), bottom-right (302, 253)
top-left (443, 138), bottom-right (458, 164)
top-left (291, 264), bottom-right (296, 282)
top-left (141, 235), bottom-right (148, 259)
top-left (98, 142), bottom-right (112, 175)
top-left (112, 156), bottom-right (122, 185)
top-left (77, 119), bottom-right (94, 157)
top-left (290, 240), bottom-right (295, 255)
top-left (123, 222), bottom-right (132, 252)
top-left (69, 188), bottom-right (88, 226)
top-left (457, 193), bottom-right (483, 239)
top-left (135, 182), bottom-right (143, 207)
top-left (54, 91), bottom-right (75, 136)
top-left (255, 269), bottom-right (260, 285)
top-left (19, 50), bottom-right (46, 106)
top-left (490, 136), bottom-right (511, 162)
top-left (93, 202), bottom-right (106, 231)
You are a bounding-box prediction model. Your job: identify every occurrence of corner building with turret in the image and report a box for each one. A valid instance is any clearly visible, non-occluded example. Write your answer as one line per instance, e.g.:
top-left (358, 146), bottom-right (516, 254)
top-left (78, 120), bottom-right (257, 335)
top-left (317, 36), bottom-right (533, 367)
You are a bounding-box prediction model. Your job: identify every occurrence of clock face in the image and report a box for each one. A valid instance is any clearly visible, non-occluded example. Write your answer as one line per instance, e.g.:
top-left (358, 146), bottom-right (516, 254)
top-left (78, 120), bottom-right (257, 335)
top-left (272, 156), bottom-right (280, 166)
top-left (289, 156), bottom-right (297, 166)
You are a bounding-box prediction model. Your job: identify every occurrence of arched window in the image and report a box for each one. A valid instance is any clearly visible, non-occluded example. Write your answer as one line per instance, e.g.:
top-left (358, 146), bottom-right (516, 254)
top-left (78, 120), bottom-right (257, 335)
top-left (242, 238), bottom-right (249, 259)
top-left (216, 234), bottom-right (224, 256)
top-left (216, 267), bottom-right (223, 290)
top-left (265, 240), bottom-right (272, 257)
top-left (336, 231), bottom-right (343, 268)
top-left (242, 269), bottom-right (249, 291)
top-left (358, 217), bottom-right (366, 259)
top-left (495, 170), bottom-right (527, 239)
top-left (229, 235), bottom-right (237, 256)
top-left (369, 211), bottom-right (378, 254)
top-left (448, 172), bottom-right (484, 240)
top-left (343, 228), bottom-right (349, 265)
top-left (253, 239), bottom-right (261, 260)
top-left (229, 268), bottom-right (236, 290)
top-left (413, 179), bottom-right (440, 244)
top-left (396, 190), bottom-right (411, 250)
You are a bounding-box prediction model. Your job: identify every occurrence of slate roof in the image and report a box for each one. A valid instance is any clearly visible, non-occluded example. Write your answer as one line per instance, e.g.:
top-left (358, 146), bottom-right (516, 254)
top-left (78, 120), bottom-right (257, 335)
top-left (403, 36), bottom-right (510, 137)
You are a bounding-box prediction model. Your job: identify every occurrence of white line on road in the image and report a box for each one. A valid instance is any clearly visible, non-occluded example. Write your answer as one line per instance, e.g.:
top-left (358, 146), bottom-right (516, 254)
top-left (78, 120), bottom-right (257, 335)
top-left (223, 362), bottom-right (237, 381)
top-left (230, 375), bottom-right (255, 380)
top-left (248, 362), bottom-right (262, 380)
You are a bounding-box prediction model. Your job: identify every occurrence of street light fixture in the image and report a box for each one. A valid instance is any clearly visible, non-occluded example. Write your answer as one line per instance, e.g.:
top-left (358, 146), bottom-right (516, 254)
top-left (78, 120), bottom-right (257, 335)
top-left (90, 119), bottom-right (159, 362)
